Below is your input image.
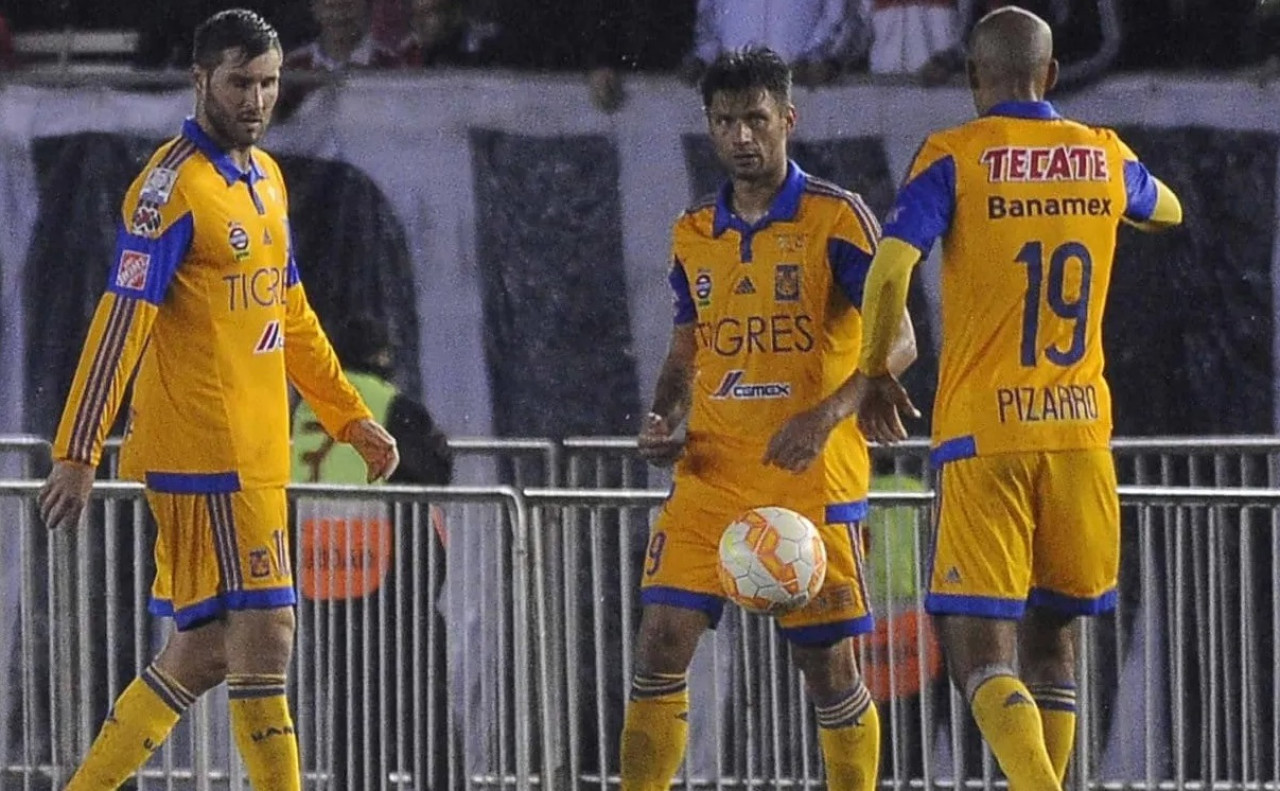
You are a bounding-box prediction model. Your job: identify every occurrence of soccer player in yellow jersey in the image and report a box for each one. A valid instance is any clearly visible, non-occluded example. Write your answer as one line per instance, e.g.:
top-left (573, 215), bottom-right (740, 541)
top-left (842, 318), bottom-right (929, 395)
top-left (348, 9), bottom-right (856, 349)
top-left (848, 8), bottom-right (1183, 791)
top-left (621, 47), bottom-right (916, 791)
top-left (36, 10), bottom-right (399, 791)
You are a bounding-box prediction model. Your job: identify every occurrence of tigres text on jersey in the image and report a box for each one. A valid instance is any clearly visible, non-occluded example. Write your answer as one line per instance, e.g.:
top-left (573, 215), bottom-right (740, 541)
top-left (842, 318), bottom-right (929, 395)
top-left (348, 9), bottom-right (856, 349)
top-left (882, 100), bottom-right (1160, 465)
top-left (668, 161), bottom-right (881, 517)
top-left (52, 118), bottom-right (370, 492)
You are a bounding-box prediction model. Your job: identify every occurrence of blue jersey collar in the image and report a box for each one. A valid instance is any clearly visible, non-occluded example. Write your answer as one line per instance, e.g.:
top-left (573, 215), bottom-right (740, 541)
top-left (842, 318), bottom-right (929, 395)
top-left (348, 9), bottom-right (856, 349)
top-left (181, 117), bottom-right (266, 185)
top-left (713, 160), bottom-right (806, 237)
top-left (984, 100), bottom-right (1061, 121)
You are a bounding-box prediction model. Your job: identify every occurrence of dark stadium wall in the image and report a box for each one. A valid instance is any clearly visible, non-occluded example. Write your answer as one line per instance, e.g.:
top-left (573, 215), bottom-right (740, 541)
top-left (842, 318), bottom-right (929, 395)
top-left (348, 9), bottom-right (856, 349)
top-left (469, 129), bottom-right (643, 441)
top-left (1107, 126), bottom-right (1276, 435)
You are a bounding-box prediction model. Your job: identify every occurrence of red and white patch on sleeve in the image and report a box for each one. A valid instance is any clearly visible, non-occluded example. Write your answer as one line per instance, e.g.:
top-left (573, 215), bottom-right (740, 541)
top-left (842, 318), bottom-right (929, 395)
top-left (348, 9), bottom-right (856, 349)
top-left (115, 250), bottom-right (151, 290)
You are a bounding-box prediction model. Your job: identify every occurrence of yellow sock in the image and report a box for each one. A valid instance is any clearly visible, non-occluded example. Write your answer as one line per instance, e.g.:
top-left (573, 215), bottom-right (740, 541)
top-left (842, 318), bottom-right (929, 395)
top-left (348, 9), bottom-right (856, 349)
top-left (968, 673), bottom-right (1060, 791)
top-left (1029, 682), bottom-right (1078, 782)
top-left (65, 664), bottom-right (194, 790)
top-left (815, 684), bottom-right (880, 791)
top-left (227, 674), bottom-right (300, 791)
top-left (620, 672), bottom-right (689, 791)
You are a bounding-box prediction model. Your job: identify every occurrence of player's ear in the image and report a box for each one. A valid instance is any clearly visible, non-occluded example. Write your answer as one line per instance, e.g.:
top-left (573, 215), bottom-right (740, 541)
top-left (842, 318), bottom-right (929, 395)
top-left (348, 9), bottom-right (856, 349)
top-left (785, 103), bottom-right (797, 131)
top-left (1044, 58), bottom-right (1060, 94)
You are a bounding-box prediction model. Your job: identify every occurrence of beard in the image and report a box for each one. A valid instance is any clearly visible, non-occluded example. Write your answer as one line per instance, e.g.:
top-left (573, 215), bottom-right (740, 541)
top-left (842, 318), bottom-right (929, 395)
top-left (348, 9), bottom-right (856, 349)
top-left (203, 84), bottom-right (269, 150)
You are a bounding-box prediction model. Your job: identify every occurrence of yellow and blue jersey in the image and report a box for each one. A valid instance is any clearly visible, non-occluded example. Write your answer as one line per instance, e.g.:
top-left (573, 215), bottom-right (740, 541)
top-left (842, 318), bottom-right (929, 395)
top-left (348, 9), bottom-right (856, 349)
top-left (52, 118), bottom-right (370, 492)
top-left (667, 161), bottom-right (881, 520)
top-left (882, 100), bottom-right (1160, 465)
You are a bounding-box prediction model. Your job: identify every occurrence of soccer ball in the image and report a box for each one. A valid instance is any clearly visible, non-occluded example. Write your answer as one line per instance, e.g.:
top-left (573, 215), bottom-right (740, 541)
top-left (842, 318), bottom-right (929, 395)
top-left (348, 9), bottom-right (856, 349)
top-left (717, 506), bottom-right (827, 616)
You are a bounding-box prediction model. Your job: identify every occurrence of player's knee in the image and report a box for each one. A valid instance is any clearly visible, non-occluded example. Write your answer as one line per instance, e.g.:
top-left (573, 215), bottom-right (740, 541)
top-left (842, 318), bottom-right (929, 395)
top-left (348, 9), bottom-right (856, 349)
top-left (793, 639), bottom-right (859, 700)
top-left (1019, 607), bottom-right (1075, 680)
top-left (225, 606), bottom-right (296, 673)
top-left (157, 632), bottom-right (228, 695)
top-left (634, 608), bottom-right (705, 674)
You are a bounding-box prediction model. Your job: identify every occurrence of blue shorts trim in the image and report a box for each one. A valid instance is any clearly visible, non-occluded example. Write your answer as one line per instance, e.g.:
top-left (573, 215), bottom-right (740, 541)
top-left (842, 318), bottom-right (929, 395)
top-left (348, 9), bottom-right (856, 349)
top-left (930, 436), bottom-right (977, 466)
top-left (925, 592), bottom-right (1025, 620)
top-left (145, 471), bottom-right (242, 494)
top-left (640, 586), bottom-right (725, 627)
top-left (1028, 587), bottom-right (1118, 616)
top-left (150, 587), bottom-right (297, 631)
top-left (825, 499), bottom-right (868, 524)
top-left (778, 614), bottom-right (874, 646)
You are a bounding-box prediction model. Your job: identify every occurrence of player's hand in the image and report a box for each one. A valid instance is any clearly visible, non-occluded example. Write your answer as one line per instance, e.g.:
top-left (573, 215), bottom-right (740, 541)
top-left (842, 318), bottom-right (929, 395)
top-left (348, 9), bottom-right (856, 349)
top-left (38, 460), bottom-right (96, 531)
top-left (854, 372), bottom-right (920, 445)
top-left (344, 418), bottom-right (400, 483)
top-left (762, 406), bottom-right (838, 474)
top-left (637, 412), bottom-right (684, 467)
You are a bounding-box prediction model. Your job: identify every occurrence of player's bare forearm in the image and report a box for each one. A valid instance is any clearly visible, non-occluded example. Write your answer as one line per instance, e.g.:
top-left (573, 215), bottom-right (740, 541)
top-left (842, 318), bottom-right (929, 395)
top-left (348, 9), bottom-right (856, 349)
top-left (886, 310), bottom-right (918, 378)
top-left (649, 324), bottom-right (697, 425)
top-left (284, 286), bottom-right (370, 435)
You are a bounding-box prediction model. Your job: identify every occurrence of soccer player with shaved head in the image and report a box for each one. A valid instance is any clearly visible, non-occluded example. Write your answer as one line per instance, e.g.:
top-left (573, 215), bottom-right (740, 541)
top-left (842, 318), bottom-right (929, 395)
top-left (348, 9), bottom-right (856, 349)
top-left (846, 7), bottom-right (1182, 790)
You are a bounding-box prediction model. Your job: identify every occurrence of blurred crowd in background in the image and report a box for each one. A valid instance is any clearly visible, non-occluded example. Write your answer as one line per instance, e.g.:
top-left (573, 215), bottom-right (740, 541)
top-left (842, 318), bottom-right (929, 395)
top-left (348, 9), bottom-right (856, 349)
top-left (1, 1), bottom-right (1279, 106)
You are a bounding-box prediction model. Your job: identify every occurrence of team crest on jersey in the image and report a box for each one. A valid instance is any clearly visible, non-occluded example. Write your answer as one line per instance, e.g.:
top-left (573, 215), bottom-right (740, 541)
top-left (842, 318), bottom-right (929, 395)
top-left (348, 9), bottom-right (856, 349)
top-left (228, 221), bottom-right (251, 261)
top-left (774, 264), bottom-right (800, 302)
top-left (695, 269), bottom-right (712, 308)
top-left (115, 250), bottom-right (151, 290)
top-left (254, 320), bottom-right (285, 354)
top-left (733, 276), bottom-right (756, 295)
top-left (248, 548), bottom-right (273, 579)
top-left (139, 167), bottom-right (178, 205)
top-left (130, 205), bottom-right (163, 238)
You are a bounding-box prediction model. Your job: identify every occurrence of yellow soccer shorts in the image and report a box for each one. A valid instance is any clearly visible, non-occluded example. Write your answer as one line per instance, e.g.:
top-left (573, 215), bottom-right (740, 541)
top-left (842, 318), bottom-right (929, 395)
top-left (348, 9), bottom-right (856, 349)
top-left (927, 448), bottom-right (1119, 619)
top-left (145, 487), bottom-right (296, 631)
top-left (641, 476), bottom-right (874, 645)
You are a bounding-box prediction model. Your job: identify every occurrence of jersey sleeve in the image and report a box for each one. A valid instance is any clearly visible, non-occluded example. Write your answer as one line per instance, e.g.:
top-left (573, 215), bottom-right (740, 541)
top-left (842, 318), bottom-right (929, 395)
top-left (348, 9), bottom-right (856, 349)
top-left (51, 164), bottom-right (195, 465)
top-left (828, 194), bottom-right (881, 309)
top-left (669, 220), bottom-right (697, 325)
top-left (283, 240), bottom-right (374, 439)
top-left (882, 136), bottom-right (956, 255)
top-left (1113, 135), bottom-right (1159, 222)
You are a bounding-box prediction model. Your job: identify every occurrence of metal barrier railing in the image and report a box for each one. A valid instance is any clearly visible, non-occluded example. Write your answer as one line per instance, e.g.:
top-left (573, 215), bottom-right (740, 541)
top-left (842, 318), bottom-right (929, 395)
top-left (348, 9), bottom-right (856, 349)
top-left (0, 481), bottom-right (533, 791)
top-left (3, 458), bottom-right (1280, 789)
top-left (8, 434), bottom-right (1280, 490)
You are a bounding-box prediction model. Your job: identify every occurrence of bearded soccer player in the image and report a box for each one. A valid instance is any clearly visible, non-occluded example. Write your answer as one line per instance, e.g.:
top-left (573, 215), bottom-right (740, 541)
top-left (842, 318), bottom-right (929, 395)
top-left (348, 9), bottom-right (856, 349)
top-left (37, 10), bottom-right (399, 791)
top-left (849, 8), bottom-right (1182, 790)
top-left (621, 46), bottom-right (916, 791)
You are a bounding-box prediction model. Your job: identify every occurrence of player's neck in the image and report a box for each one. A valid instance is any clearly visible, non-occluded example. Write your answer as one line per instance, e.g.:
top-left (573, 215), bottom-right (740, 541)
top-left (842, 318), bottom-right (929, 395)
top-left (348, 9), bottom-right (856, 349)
top-left (730, 170), bottom-right (787, 225)
top-left (978, 83), bottom-right (1045, 113)
top-left (194, 116), bottom-right (254, 170)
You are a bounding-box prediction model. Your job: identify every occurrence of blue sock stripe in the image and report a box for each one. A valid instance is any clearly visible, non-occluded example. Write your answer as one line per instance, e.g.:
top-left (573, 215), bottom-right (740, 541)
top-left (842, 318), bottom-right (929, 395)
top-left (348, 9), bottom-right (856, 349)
top-left (227, 685), bottom-right (288, 700)
top-left (629, 672), bottom-right (688, 701)
top-left (815, 684), bottom-right (873, 729)
top-left (1035, 699), bottom-right (1078, 712)
top-left (141, 665), bottom-right (193, 714)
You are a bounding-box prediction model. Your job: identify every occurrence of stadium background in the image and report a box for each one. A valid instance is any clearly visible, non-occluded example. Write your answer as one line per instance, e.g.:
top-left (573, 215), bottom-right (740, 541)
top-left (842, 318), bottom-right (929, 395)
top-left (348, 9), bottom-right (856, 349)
top-left (0, 1), bottom-right (1278, 788)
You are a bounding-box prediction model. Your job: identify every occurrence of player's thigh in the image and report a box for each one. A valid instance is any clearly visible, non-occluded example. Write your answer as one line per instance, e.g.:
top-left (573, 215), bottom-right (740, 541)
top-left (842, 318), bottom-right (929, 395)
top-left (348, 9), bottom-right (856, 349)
top-left (222, 487), bottom-right (295, 602)
top-left (1029, 448), bottom-right (1119, 614)
top-left (640, 481), bottom-right (730, 622)
top-left (776, 519), bottom-right (873, 645)
top-left (927, 454), bottom-right (1037, 619)
top-left (145, 491), bottom-right (224, 629)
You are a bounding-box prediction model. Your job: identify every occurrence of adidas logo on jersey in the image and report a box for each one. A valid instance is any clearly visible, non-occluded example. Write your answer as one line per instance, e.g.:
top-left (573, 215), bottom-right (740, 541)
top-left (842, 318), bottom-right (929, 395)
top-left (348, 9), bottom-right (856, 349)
top-left (254, 320), bottom-right (285, 354)
top-left (734, 276), bottom-right (756, 295)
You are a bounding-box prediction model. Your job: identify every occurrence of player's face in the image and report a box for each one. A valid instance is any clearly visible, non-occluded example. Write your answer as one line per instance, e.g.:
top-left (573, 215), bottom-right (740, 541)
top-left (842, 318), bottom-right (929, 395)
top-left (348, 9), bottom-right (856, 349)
top-left (196, 47), bottom-right (282, 150)
top-left (706, 88), bottom-right (795, 184)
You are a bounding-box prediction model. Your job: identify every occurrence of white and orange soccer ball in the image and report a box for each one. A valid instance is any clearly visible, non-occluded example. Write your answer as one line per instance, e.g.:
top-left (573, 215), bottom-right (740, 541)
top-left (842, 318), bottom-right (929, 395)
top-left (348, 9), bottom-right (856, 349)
top-left (717, 506), bottom-right (828, 616)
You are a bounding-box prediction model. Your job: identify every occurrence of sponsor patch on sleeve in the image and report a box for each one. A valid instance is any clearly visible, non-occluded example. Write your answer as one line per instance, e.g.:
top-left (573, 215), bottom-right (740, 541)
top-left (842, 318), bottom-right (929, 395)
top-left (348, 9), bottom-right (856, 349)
top-left (115, 250), bottom-right (152, 291)
top-left (139, 167), bottom-right (178, 204)
top-left (130, 204), bottom-right (163, 237)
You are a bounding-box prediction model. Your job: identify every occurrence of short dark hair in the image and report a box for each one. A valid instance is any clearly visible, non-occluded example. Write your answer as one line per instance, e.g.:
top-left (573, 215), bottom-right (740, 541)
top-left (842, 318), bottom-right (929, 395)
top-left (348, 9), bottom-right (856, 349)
top-left (192, 9), bottom-right (280, 71)
top-left (699, 47), bottom-right (792, 109)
